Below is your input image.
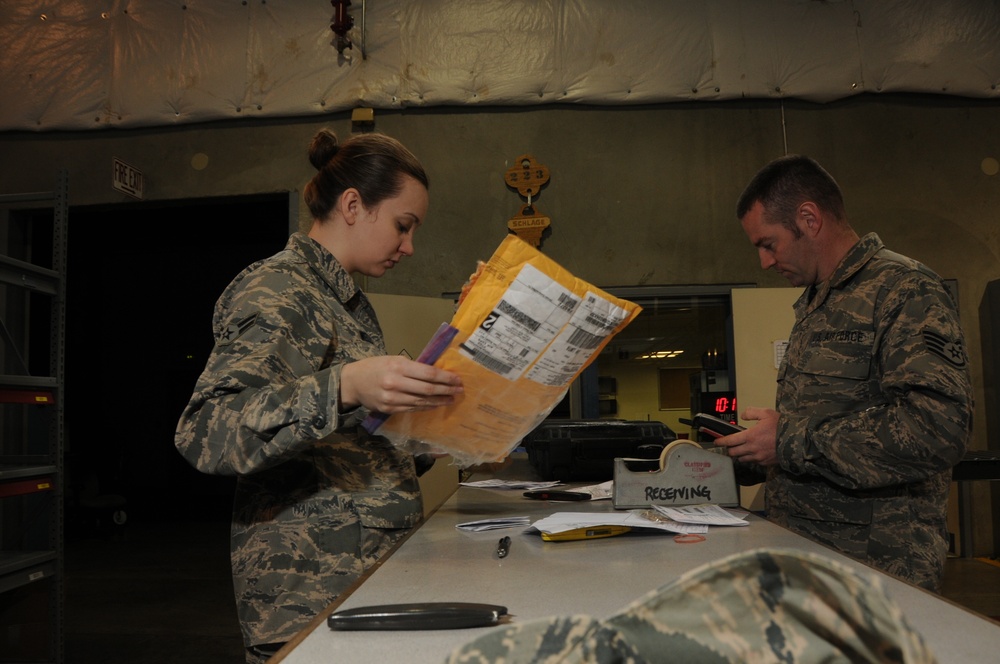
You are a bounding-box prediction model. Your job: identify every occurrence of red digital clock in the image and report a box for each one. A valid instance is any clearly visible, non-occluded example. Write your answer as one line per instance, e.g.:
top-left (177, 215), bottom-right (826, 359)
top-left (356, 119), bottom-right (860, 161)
top-left (713, 395), bottom-right (737, 416)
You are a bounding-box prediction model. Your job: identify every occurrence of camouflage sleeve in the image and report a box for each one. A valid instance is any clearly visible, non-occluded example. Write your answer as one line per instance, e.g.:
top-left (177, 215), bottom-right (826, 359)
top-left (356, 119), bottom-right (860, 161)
top-left (174, 271), bottom-right (363, 476)
top-left (777, 271), bottom-right (973, 490)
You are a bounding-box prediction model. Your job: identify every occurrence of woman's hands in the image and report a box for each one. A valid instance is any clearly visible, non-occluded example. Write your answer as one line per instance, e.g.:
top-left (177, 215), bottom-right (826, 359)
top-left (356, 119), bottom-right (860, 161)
top-left (339, 355), bottom-right (463, 414)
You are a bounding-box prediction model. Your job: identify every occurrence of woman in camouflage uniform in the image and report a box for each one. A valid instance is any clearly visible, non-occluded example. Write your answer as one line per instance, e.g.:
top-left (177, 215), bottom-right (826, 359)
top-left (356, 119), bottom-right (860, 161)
top-left (175, 129), bottom-right (463, 663)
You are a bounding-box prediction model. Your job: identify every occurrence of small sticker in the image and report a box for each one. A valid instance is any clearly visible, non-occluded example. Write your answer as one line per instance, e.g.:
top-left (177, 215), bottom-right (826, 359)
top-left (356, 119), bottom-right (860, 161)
top-left (773, 340), bottom-right (788, 369)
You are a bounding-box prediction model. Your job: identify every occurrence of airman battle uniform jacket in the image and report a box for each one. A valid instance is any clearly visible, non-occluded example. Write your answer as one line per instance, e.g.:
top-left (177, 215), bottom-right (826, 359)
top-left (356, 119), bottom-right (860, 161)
top-left (174, 232), bottom-right (423, 647)
top-left (768, 233), bottom-right (972, 591)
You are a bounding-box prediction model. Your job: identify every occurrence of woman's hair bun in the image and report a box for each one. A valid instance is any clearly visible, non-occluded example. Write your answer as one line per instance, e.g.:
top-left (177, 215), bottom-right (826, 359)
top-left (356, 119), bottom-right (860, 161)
top-left (308, 129), bottom-right (340, 170)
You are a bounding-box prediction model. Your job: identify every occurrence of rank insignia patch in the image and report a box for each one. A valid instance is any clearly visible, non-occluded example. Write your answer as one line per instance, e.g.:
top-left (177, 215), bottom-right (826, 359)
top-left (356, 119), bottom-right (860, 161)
top-left (923, 330), bottom-right (966, 368)
top-left (219, 313), bottom-right (258, 346)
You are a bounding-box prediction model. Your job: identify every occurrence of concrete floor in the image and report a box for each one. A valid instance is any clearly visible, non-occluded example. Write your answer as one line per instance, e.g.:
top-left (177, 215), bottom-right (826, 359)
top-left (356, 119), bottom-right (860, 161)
top-left (63, 519), bottom-right (1000, 664)
top-left (940, 555), bottom-right (1000, 622)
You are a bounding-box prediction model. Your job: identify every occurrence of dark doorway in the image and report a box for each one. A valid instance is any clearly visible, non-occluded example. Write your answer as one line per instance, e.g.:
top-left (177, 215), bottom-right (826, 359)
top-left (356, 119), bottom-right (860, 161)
top-left (65, 194), bottom-right (291, 527)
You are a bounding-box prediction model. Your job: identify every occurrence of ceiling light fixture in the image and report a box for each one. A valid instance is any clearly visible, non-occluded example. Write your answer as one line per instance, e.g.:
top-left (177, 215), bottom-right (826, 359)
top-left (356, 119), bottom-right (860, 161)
top-left (635, 350), bottom-right (685, 360)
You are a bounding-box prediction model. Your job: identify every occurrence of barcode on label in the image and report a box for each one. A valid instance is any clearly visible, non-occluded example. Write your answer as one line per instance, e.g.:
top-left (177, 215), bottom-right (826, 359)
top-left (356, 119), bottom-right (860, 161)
top-left (472, 354), bottom-right (514, 375)
top-left (566, 327), bottom-right (602, 349)
top-left (557, 292), bottom-right (578, 312)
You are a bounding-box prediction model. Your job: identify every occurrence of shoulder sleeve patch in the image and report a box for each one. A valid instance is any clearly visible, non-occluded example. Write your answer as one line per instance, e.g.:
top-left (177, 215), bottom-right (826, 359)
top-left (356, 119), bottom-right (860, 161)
top-left (922, 329), bottom-right (966, 368)
top-left (218, 312), bottom-right (259, 346)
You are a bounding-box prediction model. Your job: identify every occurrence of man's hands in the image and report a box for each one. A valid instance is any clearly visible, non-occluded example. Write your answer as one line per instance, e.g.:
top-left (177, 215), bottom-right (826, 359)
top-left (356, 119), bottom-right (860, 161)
top-left (340, 355), bottom-right (463, 414)
top-left (713, 406), bottom-right (780, 466)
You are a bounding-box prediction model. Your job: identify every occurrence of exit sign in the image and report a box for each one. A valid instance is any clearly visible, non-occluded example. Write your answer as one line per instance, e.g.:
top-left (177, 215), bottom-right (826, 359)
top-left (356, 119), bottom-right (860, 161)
top-left (113, 157), bottom-right (144, 199)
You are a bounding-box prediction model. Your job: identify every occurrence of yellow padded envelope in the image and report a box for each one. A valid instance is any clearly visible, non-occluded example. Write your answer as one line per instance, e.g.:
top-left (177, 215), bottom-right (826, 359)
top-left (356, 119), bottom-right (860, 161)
top-left (375, 235), bottom-right (642, 467)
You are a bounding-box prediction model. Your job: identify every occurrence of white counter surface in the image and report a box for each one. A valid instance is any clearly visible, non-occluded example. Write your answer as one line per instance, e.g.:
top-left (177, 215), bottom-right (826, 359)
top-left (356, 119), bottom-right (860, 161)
top-left (274, 463), bottom-right (1000, 663)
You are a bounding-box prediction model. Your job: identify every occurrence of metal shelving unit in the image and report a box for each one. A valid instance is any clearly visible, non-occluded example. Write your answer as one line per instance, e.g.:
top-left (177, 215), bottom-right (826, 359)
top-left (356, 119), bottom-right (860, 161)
top-left (0, 171), bottom-right (67, 663)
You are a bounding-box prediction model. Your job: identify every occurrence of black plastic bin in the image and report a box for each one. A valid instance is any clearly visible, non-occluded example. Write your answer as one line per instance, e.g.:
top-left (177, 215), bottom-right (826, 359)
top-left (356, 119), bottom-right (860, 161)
top-left (521, 419), bottom-right (677, 481)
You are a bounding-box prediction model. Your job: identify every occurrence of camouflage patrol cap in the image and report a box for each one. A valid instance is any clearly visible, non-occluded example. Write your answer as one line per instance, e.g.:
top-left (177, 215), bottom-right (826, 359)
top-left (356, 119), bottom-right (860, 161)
top-left (445, 547), bottom-right (936, 664)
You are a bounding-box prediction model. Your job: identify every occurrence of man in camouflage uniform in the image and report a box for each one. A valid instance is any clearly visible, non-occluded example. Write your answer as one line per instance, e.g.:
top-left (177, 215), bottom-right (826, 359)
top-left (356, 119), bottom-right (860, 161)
top-left (715, 155), bottom-right (973, 591)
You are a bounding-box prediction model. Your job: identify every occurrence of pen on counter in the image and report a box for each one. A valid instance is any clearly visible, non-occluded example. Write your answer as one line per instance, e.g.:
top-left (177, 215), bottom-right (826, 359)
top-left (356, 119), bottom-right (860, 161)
top-left (496, 536), bottom-right (511, 559)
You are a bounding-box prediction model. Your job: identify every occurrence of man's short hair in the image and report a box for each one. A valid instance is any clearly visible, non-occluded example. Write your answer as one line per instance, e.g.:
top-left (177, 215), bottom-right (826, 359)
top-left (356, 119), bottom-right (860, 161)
top-left (736, 155), bottom-right (846, 231)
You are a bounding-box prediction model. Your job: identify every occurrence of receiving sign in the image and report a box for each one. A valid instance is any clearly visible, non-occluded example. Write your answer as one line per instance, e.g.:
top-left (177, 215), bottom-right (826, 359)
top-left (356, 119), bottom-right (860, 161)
top-left (612, 440), bottom-right (739, 509)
